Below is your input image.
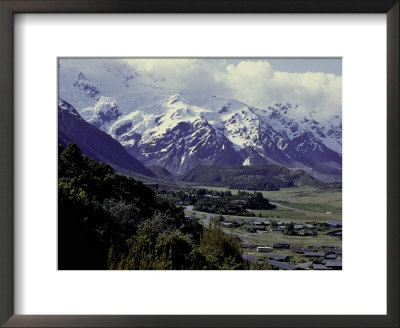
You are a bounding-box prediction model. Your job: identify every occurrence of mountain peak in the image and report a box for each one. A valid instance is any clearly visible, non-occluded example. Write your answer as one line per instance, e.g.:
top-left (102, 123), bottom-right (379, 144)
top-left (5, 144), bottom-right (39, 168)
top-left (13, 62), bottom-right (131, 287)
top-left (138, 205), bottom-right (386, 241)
top-left (58, 65), bottom-right (342, 180)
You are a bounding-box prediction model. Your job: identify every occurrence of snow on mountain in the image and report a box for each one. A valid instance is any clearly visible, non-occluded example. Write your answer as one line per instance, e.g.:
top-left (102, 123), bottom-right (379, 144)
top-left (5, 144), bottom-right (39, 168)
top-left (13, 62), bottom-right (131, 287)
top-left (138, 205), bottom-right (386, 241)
top-left (81, 96), bottom-right (121, 129)
top-left (58, 60), bottom-right (342, 178)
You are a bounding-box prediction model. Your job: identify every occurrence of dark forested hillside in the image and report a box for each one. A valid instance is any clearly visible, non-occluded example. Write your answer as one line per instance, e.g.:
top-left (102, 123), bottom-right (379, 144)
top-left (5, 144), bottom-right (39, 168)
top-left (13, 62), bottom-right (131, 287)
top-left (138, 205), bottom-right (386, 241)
top-left (180, 165), bottom-right (339, 191)
top-left (58, 143), bottom-right (251, 270)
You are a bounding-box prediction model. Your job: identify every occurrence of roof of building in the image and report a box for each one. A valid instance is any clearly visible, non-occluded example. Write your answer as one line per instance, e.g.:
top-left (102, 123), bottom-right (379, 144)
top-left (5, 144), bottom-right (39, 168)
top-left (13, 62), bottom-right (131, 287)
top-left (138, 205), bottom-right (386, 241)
top-left (296, 261), bottom-right (312, 269)
top-left (313, 264), bottom-right (331, 270)
top-left (322, 247), bottom-right (342, 254)
top-left (304, 251), bottom-right (325, 257)
top-left (263, 254), bottom-right (289, 261)
top-left (268, 260), bottom-right (297, 270)
top-left (291, 247), bottom-right (306, 253)
top-left (327, 220), bottom-right (342, 225)
top-left (327, 230), bottom-right (342, 236)
top-left (325, 260), bottom-right (343, 267)
top-left (242, 243), bottom-right (257, 249)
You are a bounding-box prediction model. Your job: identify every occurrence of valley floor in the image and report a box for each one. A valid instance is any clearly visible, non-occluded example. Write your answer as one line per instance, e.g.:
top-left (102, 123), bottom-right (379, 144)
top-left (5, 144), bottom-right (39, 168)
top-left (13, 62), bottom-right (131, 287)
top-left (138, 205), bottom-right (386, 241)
top-left (184, 186), bottom-right (342, 270)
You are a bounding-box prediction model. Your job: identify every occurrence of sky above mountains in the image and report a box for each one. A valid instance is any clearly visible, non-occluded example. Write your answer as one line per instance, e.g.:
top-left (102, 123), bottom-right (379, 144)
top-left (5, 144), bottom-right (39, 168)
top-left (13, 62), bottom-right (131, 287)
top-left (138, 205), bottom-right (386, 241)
top-left (59, 58), bottom-right (342, 122)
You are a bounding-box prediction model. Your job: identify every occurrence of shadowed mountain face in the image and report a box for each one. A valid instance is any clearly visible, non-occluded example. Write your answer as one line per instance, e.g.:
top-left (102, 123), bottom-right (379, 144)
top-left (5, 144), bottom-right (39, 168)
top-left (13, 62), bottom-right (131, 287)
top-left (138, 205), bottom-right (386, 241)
top-left (58, 98), bottom-right (154, 177)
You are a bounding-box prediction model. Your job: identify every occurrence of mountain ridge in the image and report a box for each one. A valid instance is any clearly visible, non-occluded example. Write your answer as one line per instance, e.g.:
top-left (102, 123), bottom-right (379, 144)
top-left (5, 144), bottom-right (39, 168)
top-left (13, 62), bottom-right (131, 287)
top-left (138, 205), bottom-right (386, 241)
top-left (59, 62), bottom-right (342, 180)
top-left (58, 98), bottom-right (155, 177)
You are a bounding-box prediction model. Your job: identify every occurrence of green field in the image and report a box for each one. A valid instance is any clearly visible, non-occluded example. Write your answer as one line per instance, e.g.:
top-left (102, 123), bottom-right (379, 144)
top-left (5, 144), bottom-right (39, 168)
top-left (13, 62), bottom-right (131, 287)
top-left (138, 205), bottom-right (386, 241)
top-left (260, 188), bottom-right (342, 213)
top-left (248, 207), bottom-right (339, 222)
top-left (196, 185), bottom-right (342, 219)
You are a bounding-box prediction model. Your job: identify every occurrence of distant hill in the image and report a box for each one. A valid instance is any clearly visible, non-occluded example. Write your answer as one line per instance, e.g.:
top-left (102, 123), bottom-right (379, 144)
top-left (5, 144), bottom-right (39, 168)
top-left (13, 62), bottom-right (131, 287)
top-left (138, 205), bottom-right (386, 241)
top-left (58, 98), bottom-right (155, 177)
top-left (180, 165), bottom-right (338, 191)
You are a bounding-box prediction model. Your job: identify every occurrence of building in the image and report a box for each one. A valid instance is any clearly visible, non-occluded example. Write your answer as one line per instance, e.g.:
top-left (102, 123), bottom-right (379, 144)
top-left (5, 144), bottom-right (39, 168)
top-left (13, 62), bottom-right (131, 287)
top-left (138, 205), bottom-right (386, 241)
top-left (252, 221), bottom-right (263, 226)
top-left (325, 260), bottom-right (342, 270)
top-left (257, 246), bottom-right (274, 253)
top-left (246, 226), bottom-right (266, 233)
top-left (263, 254), bottom-right (290, 262)
top-left (296, 261), bottom-right (312, 270)
top-left (273, 243), bottom-right (291, 249)
top-left (313, 264), bottom-right (330, 270)
top-left (242, 243), bottom-right (257, 249)
top-left (304, 251), bottom-right (325, 258)
top-left (324, 221), bottom-right (342, 228)
top-left (291, 247), bottom-right (306, 253)
top-left (323, 248), bottom-right (342, 255)
top-left (327, 230), bottom-right (342, 237)
top-left (268, 260), bottom-right (298, 270)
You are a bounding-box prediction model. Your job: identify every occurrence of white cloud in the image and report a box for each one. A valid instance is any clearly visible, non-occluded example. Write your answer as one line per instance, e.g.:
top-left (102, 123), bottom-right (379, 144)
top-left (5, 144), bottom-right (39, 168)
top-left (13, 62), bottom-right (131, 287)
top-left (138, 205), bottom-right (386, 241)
top-left (61, 58), bottom-right (341, 122)
top-left (215, 60), bottom-right (342, 121)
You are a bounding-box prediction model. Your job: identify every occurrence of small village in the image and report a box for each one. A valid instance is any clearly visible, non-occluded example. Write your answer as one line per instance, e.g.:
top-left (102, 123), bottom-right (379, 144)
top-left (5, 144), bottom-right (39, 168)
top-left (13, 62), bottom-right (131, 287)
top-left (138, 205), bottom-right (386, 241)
top-left (241, 243), bottom-right (342, 270)
top-left (188, 216), bottom-right (343, 270)
top-left (151, 187), bottom-right (343, 270)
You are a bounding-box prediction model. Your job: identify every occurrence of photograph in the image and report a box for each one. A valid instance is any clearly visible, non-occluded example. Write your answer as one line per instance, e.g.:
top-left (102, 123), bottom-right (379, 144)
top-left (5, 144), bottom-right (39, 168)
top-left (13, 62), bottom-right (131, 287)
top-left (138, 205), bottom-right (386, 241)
top-left (58, 58), bottom-right (342, 270)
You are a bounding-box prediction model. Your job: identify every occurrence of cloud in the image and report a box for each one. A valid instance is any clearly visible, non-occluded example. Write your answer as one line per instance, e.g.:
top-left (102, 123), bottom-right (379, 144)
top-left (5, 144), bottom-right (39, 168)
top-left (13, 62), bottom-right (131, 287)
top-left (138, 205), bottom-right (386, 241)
top-left (65, 58), bottom-right (341, 121)
top-left (215, 60), bottom-right (342, 121)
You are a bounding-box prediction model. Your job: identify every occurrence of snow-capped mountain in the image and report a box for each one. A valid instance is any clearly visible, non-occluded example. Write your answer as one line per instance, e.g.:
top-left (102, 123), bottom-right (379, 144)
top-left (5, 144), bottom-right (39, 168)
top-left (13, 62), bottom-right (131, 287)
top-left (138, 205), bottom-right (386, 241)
top-left (59, 60), bottom-right (342, 180)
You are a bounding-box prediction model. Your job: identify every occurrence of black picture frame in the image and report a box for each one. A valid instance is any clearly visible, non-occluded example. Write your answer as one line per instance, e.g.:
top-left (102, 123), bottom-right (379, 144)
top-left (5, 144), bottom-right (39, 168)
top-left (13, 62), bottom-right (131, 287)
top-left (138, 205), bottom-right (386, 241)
top-left (0, 1), bottom-right (398, 327)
